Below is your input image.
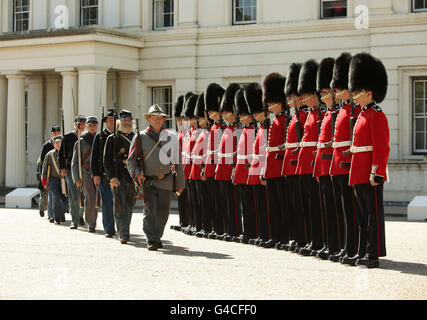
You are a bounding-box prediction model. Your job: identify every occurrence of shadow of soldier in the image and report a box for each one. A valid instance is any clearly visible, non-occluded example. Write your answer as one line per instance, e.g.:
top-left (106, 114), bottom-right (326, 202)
top-left (380, 259), bottom-right (427, 276)
top-left (128, 235), bottom-right (233, 260)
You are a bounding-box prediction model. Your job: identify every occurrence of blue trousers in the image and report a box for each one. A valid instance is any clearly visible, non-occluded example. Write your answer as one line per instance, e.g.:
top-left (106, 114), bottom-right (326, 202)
top-left (99, 176), bottom-right (115, 234)
top-left (49, 177), bottom-right (65, 222)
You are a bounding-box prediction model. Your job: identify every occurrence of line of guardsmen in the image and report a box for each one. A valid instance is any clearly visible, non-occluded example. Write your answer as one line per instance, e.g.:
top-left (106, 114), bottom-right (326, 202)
top-left (172, 52), bottom-right (390, 269)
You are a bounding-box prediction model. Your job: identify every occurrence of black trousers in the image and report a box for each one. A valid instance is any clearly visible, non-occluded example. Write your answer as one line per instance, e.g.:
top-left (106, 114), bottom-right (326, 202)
top-left (252, 184), bottom-right (269, 241)
top-left (186, 180), bottom-right (199, 229)
top-left (206, 177), bottom-right (224, 235)
top-left (219, 180), bottom-right (242, 237)
top-left (178, 188), bottom-right (190, 227)
top-left (266, 177), bottom-right (290, 243)
top-left (332, 174), bottom-right (361, 256)
top-left (195, 180), bottom-right (213, 233)
top-left (299, 174), bottom-right (325, 249)
top-left (319, 175), bottom-right (341, 253)
top-left (286, 175), bottom-right (307, 245)
top-left (354, 183), bottom-right (386, 258)
top-left (238, 184), bottom-right (257, 239)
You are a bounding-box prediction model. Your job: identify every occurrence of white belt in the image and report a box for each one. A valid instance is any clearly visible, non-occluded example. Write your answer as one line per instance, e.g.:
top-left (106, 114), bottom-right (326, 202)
top-left (266, 145), bottom-right (285, 153)
top-left (218, 151), bottom-right (237, 158)
top-left (237, 154), bottom-right (253, 160)
top-left (350, 145), bottom-right (373, 153)
top-left (300, 141), bottom-right (318, 148)
top-left (286, 142), bottom-right (300, 149)
top-left (207, 149), bottom-right (218, 156)
top-left (317, 141), bottom-right (333, 149)
top-left (252, 154), bottom-right (265, 160)
top-left (333, 141), bottom-right (352, 149)
top-left (192, 154), bottom-right (207, 160)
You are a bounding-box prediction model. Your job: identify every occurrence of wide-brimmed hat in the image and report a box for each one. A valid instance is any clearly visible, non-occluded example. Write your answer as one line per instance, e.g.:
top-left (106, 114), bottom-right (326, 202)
top-left (144, 104), bottom-right (169, 118)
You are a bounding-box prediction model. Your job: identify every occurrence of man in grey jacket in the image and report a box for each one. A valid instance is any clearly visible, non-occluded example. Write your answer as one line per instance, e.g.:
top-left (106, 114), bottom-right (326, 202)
top-left (127, 105), bottom-right (185, 251)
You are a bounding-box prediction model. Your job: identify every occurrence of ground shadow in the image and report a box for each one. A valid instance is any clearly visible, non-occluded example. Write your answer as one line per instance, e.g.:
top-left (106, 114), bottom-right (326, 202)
top-left (127, 235), bottom-right (233, 260)
top-left (380, 259), bottom-right (427, 276)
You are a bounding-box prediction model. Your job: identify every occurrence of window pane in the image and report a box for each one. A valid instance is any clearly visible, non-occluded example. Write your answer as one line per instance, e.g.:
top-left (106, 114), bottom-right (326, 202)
top-left (416, 133), bottom-right (425, 150)
top-left (415, 82), bottom-right (424, 98)
top-left (414, 0), bottom-right (424, 9)
top-left (244, 7), bottom-right (252, 21)
top-left (415, 100), bottom-right (424, 115)
top-left (416, 118), bottom-right (425, 132)
top-left (236, 8), bottom-right (243, 22)
top-left (322, 0), bottom-right (347, 18)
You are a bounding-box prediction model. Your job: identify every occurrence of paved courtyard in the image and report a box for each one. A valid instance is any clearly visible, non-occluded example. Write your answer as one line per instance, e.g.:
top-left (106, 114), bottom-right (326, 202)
top-left (0, 208), bottom-right (426, 300)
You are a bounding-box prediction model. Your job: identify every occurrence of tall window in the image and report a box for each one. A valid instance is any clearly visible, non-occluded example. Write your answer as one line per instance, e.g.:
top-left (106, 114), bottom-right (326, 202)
top-left (413, 0), bottom-right (427, 12)
top-left (233, 0), bottom-right (257, 25)
top-left (413, 79), bottom-right (427, 154)
top-left (80, 0), bottom-right (98, 26)
top-left (153, 0), bottom-right (174, 30)
top-left (320, 0), bottom-right (347, 19)
top-left (13, 0), bottom-right (30, 32)
top-left (152, 87), bottom-right (173, 129)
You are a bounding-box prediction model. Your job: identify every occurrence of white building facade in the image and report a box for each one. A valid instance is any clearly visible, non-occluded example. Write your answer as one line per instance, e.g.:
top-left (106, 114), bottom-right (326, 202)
top-left (0, 0), bottom-right (426, 208)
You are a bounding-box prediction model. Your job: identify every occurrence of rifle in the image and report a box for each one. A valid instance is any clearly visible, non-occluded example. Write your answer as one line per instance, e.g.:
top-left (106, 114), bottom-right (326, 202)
top-left (60, 109), bottom-right (68, 196)
top-left (95, 106), bottom-right (104, 209)
top-left (44, 165), bottom-right (51, 211)
top-left (72, 87), bottom-right (85, 209)
top-left (292, 95), bottom-right (303, 155)
top-left (134, 119), bottom-right (146, 201)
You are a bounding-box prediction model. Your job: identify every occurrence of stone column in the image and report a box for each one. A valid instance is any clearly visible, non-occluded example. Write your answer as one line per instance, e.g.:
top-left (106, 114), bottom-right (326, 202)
top-left (5, 73), bottom-right (26, 187)
top-left (119, 71), bottom-right (139, 116)
top-left (45, 73), bottom-right (61, 131)
top-left (58, 69), bottom-right (78, 133)
top-left (78, 67), bottom-right (108, 122)
top-left (0, 76), bottom-right (7, 185)
top-left (26, 76), bottom-right (44, 186)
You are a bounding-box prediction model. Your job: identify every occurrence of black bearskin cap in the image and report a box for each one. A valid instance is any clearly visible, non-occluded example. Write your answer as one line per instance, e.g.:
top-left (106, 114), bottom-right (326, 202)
top-left (285, 63), bottom-right (302, 97)
top-left (194, 93), bottom-right (205, 118)
top-left (244, 83), bottom-right (264, 114)
top-left (183, 93), bottom-right (199, 119)
top-left (316, 57), bottom-right (335, 93)
top-left (298, 59), bottom-right (319, 95)
top-left (220, 83), bottom-right (241, 113)
top-left (330, 52), bottom-right (352, 90)
top-left (349, 52), bottom-right (388, 103)
top-left (263, 72), bottom-right (287, 107)
top-left (235, 88), bottom-right (250, 115)
top-left (205, 83), bottom-right (225, 112)
top-left (173, 95), bottom-right (184, 118)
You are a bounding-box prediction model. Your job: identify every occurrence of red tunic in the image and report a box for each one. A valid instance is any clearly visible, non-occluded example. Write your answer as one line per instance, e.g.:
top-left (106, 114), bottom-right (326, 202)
top-left (204, 121), bottom-right (225, 178)
top-left (330, 103), bottom-right (362, 176)
top-left (189, 128), bottom-right (209, 180)
top-left (282, 107), bottom-right (309, 176)
top-left (182, 127), bottom-right (197, 180)
top-left (215, 124), bottom-right (238, 181)
top-left (349, 103), bottom-right (390, 186)
top-left (247, 122), bottom-right (267, 185)
top-left (265, 112), bottom-right (288, 179)
top-left (233, 124), bottom-right (256, 185)
top-left (313, 107), bottom-right (336, 178)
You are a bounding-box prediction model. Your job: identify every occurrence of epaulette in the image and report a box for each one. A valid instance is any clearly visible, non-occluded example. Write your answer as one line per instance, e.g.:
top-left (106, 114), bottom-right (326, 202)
top-left (300, 106), bottom-right (310, 113)
top-left (373, 105), bottom-right (383, 112)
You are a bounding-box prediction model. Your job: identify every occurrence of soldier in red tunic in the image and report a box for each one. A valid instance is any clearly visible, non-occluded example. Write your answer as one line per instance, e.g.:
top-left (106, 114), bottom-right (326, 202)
top-left (282, 63), bottom-right (309, 252)
top-left (232, 88), bottom-right (258, 244)
top-left (203, 83), bottom-right (226, 239)
top-left (296, 60), bottom-right (326, 257)
top-left (215, 83), bottom-right (242, 242)
top-left (328, 53), bottom-right (363, 264)
top-left (349, 52), bottom-right (390, 269)
top-left (246, 83), bottom-right (270, 247)
top-left (262, 73), bottom-right (290, 249)
top-left (190, 93), bottom-right (212, 238)
top-left (313, 57), bottom-right (341, 260)
top-left (181, 93), bottom-right (200, 236)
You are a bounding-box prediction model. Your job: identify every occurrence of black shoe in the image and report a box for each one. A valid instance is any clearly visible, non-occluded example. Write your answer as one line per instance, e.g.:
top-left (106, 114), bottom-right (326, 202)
top-left (195, 231), bottom-right (205, 238)
top-left (275, 242), bottom-right (283, 250)
top-left (147, 242), bottom-right (159, 251)
top-left (316, 247), bottom-right (330, 260)
top-left (79, 217), bottom-right (85, 226)
top-left (240, 237), bottom-right (250, 244)
top-left (232, 236), bottom-right (242, 243)
top-left (288, 241), bottom-right (298, 252)
top-left (105, 232), bottom-right (115, 238)
top-left (70, 224), bottom-right (78, 229)
top-left (280, 243), bottom-right (290, 251)
top-left (39, 210), bottom-right (44, 217)
top-left (49, 218), bottom-right (54, 223)
top-left (254, 238), bottom-right (263, 246)
top-left (120, 237), bottom-right (129, 244)
top-left (88, 227), bottom-right (96, 233)
top-left (341, 254), bottom-right (360, 266)
top-left (356, 255), bottom-right (379, 268)
top-left (207, 232), bottom-right (217, 239)
top-left (54, 221), bottom-right (61, 225)
top-left (224, 234), bottom-right (233, 242)
top-left (329, 250), bottom-right (346, 262)
top-left (262, 239), bottom-right (277, 249)
top-left (299, 245), bottom-right (312, 256)
top-left (60, 217), bottom-right (65, 223)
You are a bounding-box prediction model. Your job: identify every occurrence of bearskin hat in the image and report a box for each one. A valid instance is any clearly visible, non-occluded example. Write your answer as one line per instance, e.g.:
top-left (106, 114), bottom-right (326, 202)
top-left (173, 95), bottom-right (184, 118)
top-left (244, 83), bottom-right (264, 114)
top-left (220, 83), bottom-right (241, 113)
top-left (205, 83), bottom-right (225, 112)
top-left (298, 59), bottom-right (319, 96)
top-left (349, 52), bottom-right (388, 103)
top-left (235, 88), bottom-right (250, 116)
top-left (183, 93), bottom-right (199, 119)
top-left (330, 52), bottom-right (352, 90)
top-left (285, 63), bottom-right (302, 97)
top-left (316, 57), bottom-right (335, 93)
top-left (263, 72), bottom-right (287, 106)
top-left (194, 93), bottom-right (205, 118)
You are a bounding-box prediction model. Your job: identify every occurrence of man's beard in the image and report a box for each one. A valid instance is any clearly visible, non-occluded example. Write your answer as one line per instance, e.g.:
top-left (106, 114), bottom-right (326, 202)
top-left (119, 122), bottom-right (134, 134)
